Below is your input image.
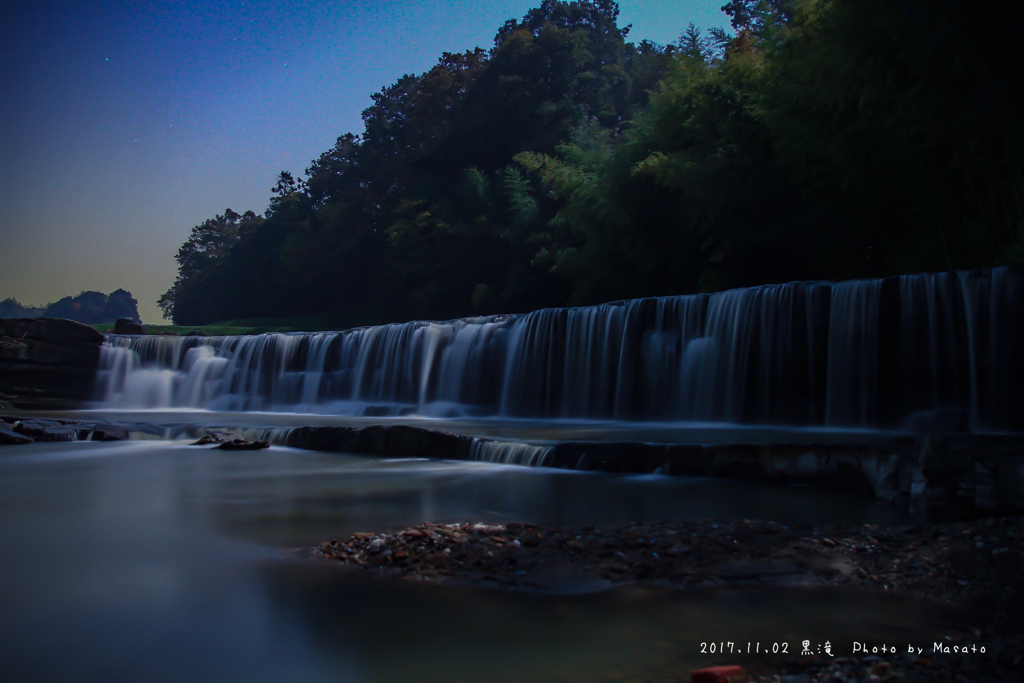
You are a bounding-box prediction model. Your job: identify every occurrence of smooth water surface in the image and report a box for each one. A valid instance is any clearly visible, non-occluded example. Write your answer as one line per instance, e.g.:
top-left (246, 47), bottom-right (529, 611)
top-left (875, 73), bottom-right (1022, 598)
top-left (0, 439), bottom-right (951, 683)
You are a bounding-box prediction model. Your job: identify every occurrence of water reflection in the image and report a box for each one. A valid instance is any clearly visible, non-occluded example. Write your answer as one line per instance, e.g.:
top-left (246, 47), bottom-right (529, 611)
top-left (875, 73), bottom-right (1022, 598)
top-left (0, 440), bottom-right (940, 683)
top-left (268, 567), bottom-right (954, 683)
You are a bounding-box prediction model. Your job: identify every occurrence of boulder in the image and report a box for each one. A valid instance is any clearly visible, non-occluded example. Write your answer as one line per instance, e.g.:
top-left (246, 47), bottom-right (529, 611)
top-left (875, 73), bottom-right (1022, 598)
top-left (191, 433), bottom-right (230, 446)
top-left (24, 317), bottom-right (104, 348)
top-left (215, 438), bottom-right (270, 451)
top-left (0, 425), bottom-right (32, 445)
top-left (0, 317), bottom-right (103, 409)
top-left (12, 420), bottom-right (77, 442)
top-left (11, 419), bottom-right (61, 439)
top-left (113, 318), bottom-right (146, 335)
top-left (91, 424), bottom-right (128, 441)
top-left (69, 423), bottom-right (97, 440)
top-left (0, 319), bottom-right (33, 338)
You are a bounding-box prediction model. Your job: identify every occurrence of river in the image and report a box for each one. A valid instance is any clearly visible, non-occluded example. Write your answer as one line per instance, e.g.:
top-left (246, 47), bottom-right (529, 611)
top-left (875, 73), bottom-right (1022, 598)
top-left (0, 438), bottom-right (950, 683)
top-left (7, 266), bottom-right (1019, 680)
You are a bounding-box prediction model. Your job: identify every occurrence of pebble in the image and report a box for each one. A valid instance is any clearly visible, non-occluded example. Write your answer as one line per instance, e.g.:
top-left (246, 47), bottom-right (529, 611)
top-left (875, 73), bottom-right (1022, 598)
top-left (868, 661), bottom-right (892, 679)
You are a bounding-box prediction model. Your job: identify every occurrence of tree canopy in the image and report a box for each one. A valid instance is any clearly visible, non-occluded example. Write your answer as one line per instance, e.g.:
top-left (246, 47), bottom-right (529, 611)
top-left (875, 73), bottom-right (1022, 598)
top-left (160, 0), bottom-right (1024, 326)
top-left (1, 290), bottom-right (141, 325)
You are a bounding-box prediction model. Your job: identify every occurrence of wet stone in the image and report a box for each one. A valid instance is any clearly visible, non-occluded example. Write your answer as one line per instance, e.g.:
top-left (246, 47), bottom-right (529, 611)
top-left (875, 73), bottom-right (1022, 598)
top-left (0, 425), bottom-right (33, 445)
top-left (215, 438), bottom-right (270, 451)
top-left (190, 433), bottom-right (231, 446)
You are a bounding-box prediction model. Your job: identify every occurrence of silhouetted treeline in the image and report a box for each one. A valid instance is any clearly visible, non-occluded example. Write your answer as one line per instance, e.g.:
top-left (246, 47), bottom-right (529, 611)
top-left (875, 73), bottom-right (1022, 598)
top-left (159, 0), bottom-right (1024, 326)
top-left (0, 290), bottom-right (141, 325)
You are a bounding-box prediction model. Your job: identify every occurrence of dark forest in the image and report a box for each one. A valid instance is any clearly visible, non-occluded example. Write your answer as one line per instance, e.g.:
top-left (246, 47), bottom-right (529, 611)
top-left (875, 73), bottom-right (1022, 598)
top-left (159, 0), bottom-right (1024, 326)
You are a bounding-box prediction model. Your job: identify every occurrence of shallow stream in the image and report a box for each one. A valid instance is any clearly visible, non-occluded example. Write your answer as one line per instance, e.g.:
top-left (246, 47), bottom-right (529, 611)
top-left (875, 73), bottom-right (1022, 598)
top-left (0, 438), bottom-right (955, 682)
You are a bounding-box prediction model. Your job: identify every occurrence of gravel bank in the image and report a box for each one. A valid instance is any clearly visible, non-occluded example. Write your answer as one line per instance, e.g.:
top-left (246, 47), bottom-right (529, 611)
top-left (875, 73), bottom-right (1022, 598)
top-left (315, 516), bottom-right (1024, 682)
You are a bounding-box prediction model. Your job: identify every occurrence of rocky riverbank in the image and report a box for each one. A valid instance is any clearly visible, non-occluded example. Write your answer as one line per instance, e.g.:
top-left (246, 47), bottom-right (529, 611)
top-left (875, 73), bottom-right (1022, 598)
top-left (0, 317), bottom-right (104, 410)
top-left (0, 414), bottom-right (129, 444)
top-left (314, 516), bottom-right (1023, 682)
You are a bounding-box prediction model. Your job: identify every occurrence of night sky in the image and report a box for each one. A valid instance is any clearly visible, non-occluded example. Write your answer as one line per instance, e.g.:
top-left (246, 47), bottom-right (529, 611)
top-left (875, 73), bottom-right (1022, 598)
top-left (0, 1), bottom-right (729, 323)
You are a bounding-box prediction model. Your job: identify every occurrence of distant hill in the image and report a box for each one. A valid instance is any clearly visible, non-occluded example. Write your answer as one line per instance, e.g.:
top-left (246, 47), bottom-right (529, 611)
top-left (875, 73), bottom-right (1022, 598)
top-left (0, 289), bottom-right (141, 325)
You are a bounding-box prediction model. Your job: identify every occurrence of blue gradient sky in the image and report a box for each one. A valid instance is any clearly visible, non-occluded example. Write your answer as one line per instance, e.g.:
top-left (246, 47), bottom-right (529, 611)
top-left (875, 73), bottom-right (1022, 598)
top-left (0, 1), bottom-right (729, 323)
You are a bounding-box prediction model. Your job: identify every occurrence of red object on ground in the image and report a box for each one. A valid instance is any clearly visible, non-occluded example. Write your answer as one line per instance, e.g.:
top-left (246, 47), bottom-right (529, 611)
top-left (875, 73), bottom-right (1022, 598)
top-left (691, 665), bottom-right (745, 683)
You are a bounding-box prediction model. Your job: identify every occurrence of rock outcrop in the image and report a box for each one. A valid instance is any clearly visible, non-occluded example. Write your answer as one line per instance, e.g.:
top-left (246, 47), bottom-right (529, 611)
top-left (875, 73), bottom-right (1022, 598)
top-left (0, 317), bottom-right (104, 409)
top-left (189, 423), bottom-right (1024, 521)
top-left (113, 318), bottom-right (146, 335)
top-left (0, 415), bottom-right (130, 445)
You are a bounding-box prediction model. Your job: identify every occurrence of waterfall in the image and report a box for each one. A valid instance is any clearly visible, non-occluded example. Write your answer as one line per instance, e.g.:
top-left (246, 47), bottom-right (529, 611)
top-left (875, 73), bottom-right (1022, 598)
top-left (468, 439), bottom-right (553, 467)
top-left (96, 266), bottom-right (1024, 430)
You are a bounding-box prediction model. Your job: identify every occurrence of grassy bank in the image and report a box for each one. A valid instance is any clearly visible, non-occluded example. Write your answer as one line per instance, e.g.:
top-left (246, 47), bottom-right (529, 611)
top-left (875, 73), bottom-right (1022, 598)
top-left (93, 313), bottom-right (361, 336)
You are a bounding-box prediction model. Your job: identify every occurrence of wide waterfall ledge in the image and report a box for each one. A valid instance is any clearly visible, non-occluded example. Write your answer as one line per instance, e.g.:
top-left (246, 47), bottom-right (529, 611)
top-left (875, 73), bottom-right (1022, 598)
top-left (95, 266), bottom-right (1023, 432)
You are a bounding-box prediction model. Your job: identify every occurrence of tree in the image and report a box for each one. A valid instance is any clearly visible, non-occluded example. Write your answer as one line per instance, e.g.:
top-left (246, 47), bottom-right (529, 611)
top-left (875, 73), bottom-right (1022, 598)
top-left (158, 0), bottom-right (1023, 329)
top-left (721, 0), bottom-right (793, 33)
top-left (159, 209), bottom-right (263, 323)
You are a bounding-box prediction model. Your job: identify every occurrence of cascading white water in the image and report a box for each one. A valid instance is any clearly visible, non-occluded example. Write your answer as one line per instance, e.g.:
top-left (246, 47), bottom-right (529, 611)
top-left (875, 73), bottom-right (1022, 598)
top-left (467, 439), bottom-right (553, 467)
top-left (824, 279), bottom-right (882, 426)
top-left (96, 267), bottom-right (1024, 429)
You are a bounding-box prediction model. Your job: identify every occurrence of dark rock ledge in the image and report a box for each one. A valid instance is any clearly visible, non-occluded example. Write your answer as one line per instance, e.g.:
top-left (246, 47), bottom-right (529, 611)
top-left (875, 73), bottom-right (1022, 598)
top-left (267, 424), bottom-right (1024, 521)
top-left (7, 416), bottom-right (1021, 521)
top-left (0, 317), bottom-right (104, 410)
top-left (0, 414), bottom-right (128, 444)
